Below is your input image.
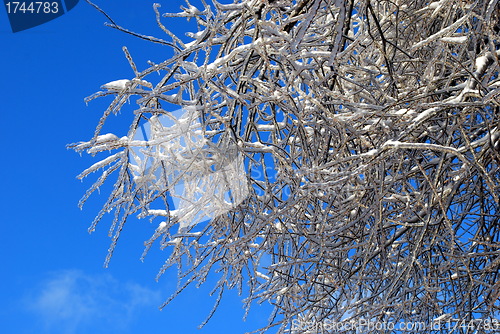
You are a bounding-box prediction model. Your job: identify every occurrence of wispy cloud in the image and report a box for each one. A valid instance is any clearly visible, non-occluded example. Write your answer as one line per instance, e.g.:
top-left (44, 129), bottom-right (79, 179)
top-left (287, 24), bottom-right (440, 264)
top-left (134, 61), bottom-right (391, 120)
top-left (26, 270), bottom-right (161, 334)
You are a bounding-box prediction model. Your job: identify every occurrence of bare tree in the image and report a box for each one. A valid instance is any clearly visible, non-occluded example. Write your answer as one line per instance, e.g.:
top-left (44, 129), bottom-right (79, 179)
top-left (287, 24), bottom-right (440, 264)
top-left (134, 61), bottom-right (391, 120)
top-left (71, 0), bottom-right (500, 332)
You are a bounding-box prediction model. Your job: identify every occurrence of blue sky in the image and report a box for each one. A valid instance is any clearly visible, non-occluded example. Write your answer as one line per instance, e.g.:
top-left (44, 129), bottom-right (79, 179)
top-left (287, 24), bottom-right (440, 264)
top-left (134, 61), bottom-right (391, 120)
top-left (0, 1), bottom-right (274, 333)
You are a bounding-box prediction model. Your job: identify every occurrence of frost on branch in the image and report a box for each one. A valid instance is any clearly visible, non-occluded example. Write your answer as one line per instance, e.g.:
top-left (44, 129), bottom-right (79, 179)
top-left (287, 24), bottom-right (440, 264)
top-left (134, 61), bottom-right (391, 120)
top-left (71, 0), bottom-right (500, 333)
top-left (128, 106), bottom-right (248, 230)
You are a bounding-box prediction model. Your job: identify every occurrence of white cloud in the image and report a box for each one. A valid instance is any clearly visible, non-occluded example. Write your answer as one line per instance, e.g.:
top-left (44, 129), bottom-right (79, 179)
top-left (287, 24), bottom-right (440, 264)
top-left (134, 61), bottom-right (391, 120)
top-left (26, 270), bottom-right (161, 334)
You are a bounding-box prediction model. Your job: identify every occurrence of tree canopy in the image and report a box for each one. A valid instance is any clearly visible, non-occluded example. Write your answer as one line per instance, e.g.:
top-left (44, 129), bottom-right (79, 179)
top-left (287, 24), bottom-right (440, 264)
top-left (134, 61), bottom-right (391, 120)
top-left (72, 0), bottom-right (500, 332)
